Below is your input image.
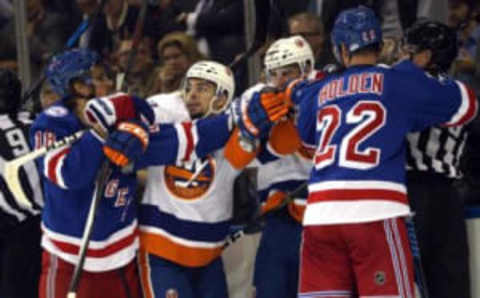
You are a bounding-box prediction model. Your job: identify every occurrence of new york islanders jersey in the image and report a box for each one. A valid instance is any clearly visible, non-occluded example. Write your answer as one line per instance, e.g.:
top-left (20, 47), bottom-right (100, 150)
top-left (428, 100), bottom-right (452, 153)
top-left (30, 102), bottom-right (139, 272)
top-left (136, 96), bottom-right (238, 267)
top-left (290, 60), bottom-right (478, 225)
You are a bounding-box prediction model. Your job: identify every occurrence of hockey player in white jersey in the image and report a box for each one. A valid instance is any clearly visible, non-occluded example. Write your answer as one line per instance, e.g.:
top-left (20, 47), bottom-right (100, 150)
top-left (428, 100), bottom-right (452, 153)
top-left (253, 36), bottom-right (317, 298)
top-left (225, 36), bottom-right (325, 298)
top-left (136, 61), bottom-right (260, 298)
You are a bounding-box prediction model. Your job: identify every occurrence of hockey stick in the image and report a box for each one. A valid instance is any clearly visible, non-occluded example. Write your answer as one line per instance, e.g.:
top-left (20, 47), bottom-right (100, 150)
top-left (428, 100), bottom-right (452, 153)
top-left (405, 217), bottom-right (430, 298)
top-left (4, 130), bottom-right (85, 208)
top-left (223, 181), bottom-right (307, 249)
top-left (66, 160), bottom-right (112, 298)
top-left (118, 0), bottom-right (149, 92)
top-left (20, 0), bottom-right (108, 110)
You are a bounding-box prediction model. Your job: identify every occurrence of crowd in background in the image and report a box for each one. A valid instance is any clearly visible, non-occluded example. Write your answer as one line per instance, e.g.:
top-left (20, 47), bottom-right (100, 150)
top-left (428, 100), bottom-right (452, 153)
top-left (0, 0), bottom-right (477, 101)
top-left (0, 0), bottom-right (480, 298)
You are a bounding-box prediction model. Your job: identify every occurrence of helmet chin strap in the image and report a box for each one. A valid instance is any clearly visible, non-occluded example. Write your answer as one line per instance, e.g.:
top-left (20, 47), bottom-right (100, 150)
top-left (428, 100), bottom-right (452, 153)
top-left (333, 45), bottom-right (345, 66)
top-left (205, 94), bottom-right (227, 118)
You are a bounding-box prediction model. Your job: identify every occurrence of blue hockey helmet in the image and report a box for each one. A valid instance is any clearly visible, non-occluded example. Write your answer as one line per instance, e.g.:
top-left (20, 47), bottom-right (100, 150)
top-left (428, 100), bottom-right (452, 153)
top-left (45, 48), bottom-right (99, 97)
top-left (331, 6), bottom-right (382, 60)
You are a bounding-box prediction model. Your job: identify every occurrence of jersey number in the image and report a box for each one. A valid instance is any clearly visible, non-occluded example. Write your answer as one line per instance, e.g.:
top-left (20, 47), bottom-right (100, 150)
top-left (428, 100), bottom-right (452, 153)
top-left (6, 128), bottom-right (29, 157)
top-left (314, 101), bottom-right (386, 170)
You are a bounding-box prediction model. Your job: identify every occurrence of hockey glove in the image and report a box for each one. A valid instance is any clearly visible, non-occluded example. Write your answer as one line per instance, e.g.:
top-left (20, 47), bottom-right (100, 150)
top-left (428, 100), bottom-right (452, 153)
top-left (103, 120), bottom-right (149, 167)
top-left (84, 92), bottom-right (155, 133)
top-left (235, 88), bottom-right (289, 141)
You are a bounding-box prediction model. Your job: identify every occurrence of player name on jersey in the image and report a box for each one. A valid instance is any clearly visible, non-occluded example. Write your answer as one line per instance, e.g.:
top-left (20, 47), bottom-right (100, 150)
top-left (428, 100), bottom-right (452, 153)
top-left (318, 71), bottom-right (384, 103)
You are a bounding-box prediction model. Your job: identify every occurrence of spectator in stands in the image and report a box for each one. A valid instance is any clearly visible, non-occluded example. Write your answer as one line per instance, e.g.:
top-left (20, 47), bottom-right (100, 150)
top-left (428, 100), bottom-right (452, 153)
top-left (72, 0), bottom-right (100, 48)
top-left (288, 12), bottom-right (335, 68)
top-left (112, 38), bottom-right (155, 97)
top-left (175, 0), bottom-right (245, 64)
top-left (154, 31), bottom-right (205, 94)
top-left (0, 0), bottom-right (74, 80)
top-left (88, 0), bottom-right (156, 59)
top-left (449, 0), bottom-right (480, 84)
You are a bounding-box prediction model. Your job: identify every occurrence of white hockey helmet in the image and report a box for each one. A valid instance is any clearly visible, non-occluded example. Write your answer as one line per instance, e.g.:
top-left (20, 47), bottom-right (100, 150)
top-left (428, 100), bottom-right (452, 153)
top-left (184, 60), bottom-right (235, 115)
top-left (264, 36), bottom-right (315, 77)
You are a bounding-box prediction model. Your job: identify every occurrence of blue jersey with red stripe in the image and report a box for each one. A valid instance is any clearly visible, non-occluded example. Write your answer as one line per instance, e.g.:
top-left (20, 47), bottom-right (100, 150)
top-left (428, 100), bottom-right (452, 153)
top-left (290, 61), bottom-right (478, 225)
top-left (30, 102), bottom-right (139, 272)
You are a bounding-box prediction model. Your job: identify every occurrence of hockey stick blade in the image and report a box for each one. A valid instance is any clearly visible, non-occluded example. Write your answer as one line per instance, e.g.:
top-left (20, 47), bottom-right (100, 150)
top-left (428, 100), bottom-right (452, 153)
top-left (4, 130), bottom-right (84, 208)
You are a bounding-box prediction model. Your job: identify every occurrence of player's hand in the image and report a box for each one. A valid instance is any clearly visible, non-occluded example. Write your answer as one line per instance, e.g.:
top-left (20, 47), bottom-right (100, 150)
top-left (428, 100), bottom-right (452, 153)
top-left (234, 88), bottom-right (289, 141)
top-left (83, 92), bottom-right (154, 133)
top-left (103, 120), bottom-right (149, 167)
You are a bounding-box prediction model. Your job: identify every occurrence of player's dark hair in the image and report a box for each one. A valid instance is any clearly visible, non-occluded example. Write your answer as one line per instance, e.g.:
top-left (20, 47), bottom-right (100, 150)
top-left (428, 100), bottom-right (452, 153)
top-left (403, 20), bottom-right (458, 74)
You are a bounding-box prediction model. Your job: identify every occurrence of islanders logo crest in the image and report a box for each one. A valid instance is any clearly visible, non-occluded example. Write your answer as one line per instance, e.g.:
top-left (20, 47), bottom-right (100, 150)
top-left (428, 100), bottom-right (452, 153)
top-left (164, 156), bottom-right (216, 200)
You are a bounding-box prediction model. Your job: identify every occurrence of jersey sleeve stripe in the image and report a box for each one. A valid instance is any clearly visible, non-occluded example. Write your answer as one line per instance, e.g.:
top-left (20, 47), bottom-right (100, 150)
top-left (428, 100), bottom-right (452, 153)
top-left (191, 121), bottom-right (199, 161)
top-left (445, 82), bottom-right (478, 127)
top-left (181, 122), bottom-right (195, 161)
top-left (45, 147), bottom-right (70, 189)
top-left (174, 123), bottom-right (187, 163)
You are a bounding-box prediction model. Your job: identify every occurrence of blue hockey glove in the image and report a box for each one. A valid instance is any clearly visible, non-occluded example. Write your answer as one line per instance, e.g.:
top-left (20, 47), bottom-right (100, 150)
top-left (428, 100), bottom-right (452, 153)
top-left (84, 92), bottom-right (154, 133)
top-left (103, 120), bottom-right (149, 167)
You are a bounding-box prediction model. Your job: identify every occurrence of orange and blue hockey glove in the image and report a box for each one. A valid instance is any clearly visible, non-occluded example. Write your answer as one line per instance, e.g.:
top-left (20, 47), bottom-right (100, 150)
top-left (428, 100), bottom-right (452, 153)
top-left (234, 88), bottom-right (289, 142)
top-left (103, 120), bottom-right (149, 167)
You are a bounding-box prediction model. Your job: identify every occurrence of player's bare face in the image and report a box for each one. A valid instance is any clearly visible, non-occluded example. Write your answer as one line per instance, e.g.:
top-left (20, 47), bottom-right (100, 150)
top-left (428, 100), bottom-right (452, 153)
top-left (184, 78), bottom-right (216, 118)
top-left (268, 65), bottom-right (301, 88)
top-left (161, 45), bottom-right (190, 75)
top-left (72, 78), bottom-right (95, 99)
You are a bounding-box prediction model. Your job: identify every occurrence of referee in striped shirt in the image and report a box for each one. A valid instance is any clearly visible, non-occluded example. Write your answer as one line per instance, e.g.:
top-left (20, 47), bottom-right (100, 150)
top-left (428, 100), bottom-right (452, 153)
top-left (0, 69), bottom-right (44, 298)
top-left (402, 21), bottom-right (475, 298)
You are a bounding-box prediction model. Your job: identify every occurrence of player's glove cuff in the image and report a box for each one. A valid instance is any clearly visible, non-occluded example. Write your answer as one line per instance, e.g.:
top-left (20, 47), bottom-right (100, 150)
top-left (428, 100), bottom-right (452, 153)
top-left (84, 93), bottom-right (155, 133)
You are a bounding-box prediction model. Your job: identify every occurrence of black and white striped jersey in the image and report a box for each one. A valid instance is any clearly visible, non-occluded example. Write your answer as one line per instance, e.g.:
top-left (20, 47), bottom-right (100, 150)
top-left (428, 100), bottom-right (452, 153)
top-left (0, 112), bottom-right (43, 231)
top-left (406, 124), bottom-right (469, 179)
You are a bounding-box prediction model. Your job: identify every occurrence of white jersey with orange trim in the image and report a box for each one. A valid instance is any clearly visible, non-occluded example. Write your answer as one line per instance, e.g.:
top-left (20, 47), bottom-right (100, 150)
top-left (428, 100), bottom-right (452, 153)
top-left (139, 93), bottom-right (241, 268)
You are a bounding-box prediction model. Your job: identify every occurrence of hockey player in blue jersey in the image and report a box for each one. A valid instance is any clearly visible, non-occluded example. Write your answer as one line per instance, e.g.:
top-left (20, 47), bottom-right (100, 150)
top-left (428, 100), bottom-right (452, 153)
top-left (31, 48), bottom-right (152, 298)
top-left (241, 6), bottom-right (478, 298)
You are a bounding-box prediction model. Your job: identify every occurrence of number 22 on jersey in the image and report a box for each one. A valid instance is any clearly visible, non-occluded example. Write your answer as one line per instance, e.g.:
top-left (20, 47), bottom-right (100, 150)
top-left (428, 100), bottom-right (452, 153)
top-left (315, 100), bottom-right (386, 170)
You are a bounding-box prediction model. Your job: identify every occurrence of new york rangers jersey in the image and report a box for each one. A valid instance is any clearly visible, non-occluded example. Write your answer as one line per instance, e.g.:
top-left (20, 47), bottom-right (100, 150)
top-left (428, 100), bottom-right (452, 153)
top-left (290, 60), bottom-right (478, 226)
top-left (30, 102), bottom-right (139, 272)
top-left (137, 95), bottom-right (237, 267)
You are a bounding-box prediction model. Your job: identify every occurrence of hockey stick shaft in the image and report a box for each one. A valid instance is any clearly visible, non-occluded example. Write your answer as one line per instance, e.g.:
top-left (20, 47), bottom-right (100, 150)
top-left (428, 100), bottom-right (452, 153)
top-left (5, 130), bottom-right (85, 208)
top-left (67, 160), bottom-right (112, 298)
top-left (21, 0), bottom-right (108, 108)
top-left (119, 0), bottom-right (149, 92)
top-left (223, 181), bottom-right (307, 249)
top-left (406, 217), bottom-right (430, 298)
